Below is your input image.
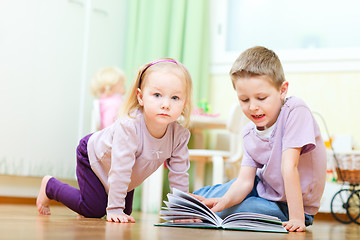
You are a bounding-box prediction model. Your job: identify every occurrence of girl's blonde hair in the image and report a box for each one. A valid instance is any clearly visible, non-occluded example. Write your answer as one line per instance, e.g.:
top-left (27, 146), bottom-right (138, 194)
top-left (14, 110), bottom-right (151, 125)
top-left (229, 46), bottom-right (285, 90)
top-left (91, 67), bottom-right (126, 97)
top-left (121, 58), bottom-right (193, 127)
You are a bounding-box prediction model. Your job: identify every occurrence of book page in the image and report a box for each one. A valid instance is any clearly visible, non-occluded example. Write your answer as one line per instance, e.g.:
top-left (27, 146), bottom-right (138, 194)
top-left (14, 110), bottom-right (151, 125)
top-left (221, 212), bottom-right (287, 233)
top-left (222, 212), bottom-right (281, 225)
top-left (163, 192), bottom-right (220, 225)
top-left (172, 188), bottom-right (223, 223)
top-left (155, 222), bottom-right (220, 229)
top-left (222, 220), bottom-right (287, 233)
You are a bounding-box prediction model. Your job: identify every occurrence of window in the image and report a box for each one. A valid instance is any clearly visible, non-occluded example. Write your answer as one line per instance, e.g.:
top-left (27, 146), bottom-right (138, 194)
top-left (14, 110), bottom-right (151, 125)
top-left (210, 0), bottom-right (360, 73)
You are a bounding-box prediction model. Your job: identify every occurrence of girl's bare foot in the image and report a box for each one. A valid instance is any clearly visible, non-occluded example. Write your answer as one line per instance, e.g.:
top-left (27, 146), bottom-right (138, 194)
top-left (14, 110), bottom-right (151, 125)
top-left (36, 176), bottom-right (52, 215)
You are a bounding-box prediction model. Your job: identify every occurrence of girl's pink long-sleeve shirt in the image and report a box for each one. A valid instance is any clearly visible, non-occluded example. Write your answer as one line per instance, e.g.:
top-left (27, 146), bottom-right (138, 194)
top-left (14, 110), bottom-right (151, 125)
top-left (87, 110), bottom-right (190, 215)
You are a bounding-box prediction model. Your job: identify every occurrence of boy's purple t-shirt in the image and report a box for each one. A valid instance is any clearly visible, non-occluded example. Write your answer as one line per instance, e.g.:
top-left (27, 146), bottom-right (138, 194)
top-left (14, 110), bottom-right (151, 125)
top-left (241, 96), bottom-right (327, 215)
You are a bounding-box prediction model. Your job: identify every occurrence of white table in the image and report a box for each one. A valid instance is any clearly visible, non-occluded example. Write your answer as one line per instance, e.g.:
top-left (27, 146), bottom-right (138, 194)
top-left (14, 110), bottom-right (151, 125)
top-left (189, 115), bottom-right (227, 149)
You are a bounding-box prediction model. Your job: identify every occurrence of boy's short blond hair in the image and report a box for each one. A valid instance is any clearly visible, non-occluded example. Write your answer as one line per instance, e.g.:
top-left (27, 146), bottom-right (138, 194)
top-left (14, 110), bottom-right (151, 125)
top-left (229, 46), bottom-right (285, 89)
top-left (91, 67), bottom-right (126, 97)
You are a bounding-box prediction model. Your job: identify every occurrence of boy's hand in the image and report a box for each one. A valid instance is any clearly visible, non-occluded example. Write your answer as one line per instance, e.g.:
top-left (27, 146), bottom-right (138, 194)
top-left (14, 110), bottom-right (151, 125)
top-left (188, 193), bottom-right (224, 213)
top-left (107, 213), bottom-right (136, 223)
top-left (202, 198), bottom-right (224, 213)
top-left (282, 218), bottom-right (306, 232)
top-left (188, 193), bottom-right (206, 202)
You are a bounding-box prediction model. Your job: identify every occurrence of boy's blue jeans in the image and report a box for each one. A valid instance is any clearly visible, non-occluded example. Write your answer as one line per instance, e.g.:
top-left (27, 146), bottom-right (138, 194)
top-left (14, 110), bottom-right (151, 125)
top-left (193, 176), bottom-right (314, 226)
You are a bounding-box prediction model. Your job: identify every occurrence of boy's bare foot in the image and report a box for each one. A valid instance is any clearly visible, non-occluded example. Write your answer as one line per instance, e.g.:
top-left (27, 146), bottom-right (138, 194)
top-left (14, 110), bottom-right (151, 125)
top-left (36, 175), bottom-right (52, 215)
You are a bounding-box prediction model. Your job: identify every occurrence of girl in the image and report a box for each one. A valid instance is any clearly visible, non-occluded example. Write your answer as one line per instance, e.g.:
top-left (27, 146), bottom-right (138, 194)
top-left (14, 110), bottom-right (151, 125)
top-left (192, 46), bottom-right (327, 232)
top-left (37, 58), bottom-right (193, 223)
top-left (90, 67), bottom-right (126, 129)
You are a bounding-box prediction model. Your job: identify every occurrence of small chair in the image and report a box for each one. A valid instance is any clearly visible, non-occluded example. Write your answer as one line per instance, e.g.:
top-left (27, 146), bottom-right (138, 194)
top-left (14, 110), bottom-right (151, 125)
top-left (189, 103), bottom-right (248, 190)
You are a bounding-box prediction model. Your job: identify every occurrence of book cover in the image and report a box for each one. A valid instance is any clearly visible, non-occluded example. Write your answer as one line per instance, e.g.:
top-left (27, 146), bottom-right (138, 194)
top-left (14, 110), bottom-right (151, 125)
top-left (155, 188), bottom-right (288, 233)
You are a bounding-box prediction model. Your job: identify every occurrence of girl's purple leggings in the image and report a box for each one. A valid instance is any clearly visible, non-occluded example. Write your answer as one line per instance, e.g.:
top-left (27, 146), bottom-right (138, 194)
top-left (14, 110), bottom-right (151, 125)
top-left (46, 134), bottom-right (134, 218)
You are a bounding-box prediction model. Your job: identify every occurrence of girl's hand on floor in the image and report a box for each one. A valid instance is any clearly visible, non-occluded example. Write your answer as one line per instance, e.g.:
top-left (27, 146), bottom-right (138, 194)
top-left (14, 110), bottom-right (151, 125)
top-left (107, 213), bottom-right (135, 223)
top-left (282, 219), bottom-right (306, 232)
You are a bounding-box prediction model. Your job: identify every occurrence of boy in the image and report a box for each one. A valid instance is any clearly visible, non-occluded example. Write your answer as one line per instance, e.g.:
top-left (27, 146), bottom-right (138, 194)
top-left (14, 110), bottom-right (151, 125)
top-left (193, 46), bottom-right (327, 232)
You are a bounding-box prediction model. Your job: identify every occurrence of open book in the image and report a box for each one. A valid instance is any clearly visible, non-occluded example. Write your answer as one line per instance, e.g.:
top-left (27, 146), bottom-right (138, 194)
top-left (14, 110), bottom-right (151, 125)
top-left (155, 188), bottom-right (288, 233)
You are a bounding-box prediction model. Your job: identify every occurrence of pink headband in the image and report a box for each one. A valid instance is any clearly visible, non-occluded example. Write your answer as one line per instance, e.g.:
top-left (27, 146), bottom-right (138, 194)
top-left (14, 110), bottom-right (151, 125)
top-left (138, 59), bottom-right (178, 88)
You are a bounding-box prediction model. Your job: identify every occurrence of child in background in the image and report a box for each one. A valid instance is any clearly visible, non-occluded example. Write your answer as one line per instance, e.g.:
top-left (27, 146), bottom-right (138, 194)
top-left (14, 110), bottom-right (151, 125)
top-left (192, 46), bottom-right (327, 232)
top-left (91, 67), bottom-right (126, 129)
top-left (37, 58), bottom-right (193, 223)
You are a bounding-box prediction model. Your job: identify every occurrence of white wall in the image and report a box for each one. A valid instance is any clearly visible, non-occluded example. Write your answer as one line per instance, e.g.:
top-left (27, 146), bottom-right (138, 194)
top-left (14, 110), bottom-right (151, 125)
top-left (0, 0), bottom-right (127, 179)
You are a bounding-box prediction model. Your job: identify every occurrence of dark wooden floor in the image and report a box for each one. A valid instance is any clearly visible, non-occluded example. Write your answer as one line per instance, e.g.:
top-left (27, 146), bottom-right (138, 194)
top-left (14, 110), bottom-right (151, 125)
top-left (0, 204), bottom-right (359, 240)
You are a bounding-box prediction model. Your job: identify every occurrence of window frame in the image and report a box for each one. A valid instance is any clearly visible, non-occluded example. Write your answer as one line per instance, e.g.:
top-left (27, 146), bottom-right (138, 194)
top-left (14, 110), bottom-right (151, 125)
top-left (210, 0), bottom-right (360, 74)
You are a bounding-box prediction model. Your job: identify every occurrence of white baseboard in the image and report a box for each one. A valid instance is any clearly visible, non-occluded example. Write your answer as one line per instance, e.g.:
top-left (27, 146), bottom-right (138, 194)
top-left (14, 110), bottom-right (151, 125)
top-left (0, 175), bottom-right (77, 198)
